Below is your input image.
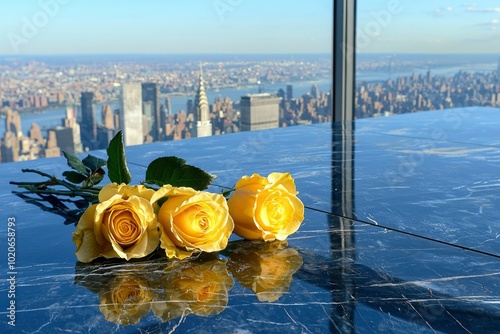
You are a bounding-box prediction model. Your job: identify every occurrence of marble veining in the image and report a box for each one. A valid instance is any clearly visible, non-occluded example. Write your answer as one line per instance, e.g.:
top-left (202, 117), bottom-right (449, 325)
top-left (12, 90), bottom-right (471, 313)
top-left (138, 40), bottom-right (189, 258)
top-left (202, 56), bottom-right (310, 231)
top-left (1, 107), bottom-right (500, 333)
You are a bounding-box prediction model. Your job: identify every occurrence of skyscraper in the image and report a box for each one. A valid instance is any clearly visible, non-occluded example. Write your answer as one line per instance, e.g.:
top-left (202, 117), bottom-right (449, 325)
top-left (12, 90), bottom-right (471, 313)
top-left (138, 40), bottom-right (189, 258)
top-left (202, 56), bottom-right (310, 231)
top-left (1, 110), bottom-right (22, 163)
top-left (80, 92), bottom-right (95, 150)
top-left (44, 130), bottom-right (61, 158)
top-left (141, 82), bottom-right (162, 141)
top-left (286, 84), bottom-right (293, 101)
top-left (497, 56), bottom-right (500, 76)
top-left (187, 99), bottom-right (193, 115)
top-left (5, 109), bottom-right (22, 137)
top-left (240, 93), bottom-right (281, 131)
top-left (60, 107), bottom-right (83, 153)
top-left (192, 67), bottom-right (212, 138)
top-left (0, 131), bottom-right (19, 163)
top-left (311, 84), bottom-right (318, 99)
top-left (165, 95), bottom-right (172, 116)
top-left (29, 123), bottom-right (43, 144)
top-left (142, 101), bottom-right (155, 140)
top-left (121, 83), bottom-right (143, 146)
top-left (277, 88), bottom-right (285, 100)
top-left (102, 104), bottom-right (114, 129)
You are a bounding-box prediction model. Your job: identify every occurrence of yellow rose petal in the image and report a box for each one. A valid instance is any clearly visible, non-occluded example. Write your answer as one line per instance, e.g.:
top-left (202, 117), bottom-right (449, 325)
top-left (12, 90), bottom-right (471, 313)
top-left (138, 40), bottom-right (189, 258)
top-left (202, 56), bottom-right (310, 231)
top-left (267, 172), bottom-right (297, 194)
top-left (73, 204), bottom-right (115, 262)
top-left (153, 185), bottom-right (234, 259)
top-left (99, 183), bottom-right (155, 202)
top-left (73, 184), bottom-right (160, 262)
top-left (228, 172), bottom-right (304, 241)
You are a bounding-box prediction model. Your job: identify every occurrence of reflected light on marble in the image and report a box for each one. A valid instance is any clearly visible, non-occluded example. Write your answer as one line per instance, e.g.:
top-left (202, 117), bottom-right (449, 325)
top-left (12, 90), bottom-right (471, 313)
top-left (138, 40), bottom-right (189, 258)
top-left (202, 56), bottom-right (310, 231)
top-left (1, 107), bottom-right (500, 333)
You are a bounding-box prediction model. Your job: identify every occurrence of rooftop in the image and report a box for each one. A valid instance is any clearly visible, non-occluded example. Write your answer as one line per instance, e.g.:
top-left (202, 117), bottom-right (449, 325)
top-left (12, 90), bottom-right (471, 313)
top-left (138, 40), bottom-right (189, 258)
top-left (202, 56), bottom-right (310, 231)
top-left (242, 93), bottom-right (280, 99)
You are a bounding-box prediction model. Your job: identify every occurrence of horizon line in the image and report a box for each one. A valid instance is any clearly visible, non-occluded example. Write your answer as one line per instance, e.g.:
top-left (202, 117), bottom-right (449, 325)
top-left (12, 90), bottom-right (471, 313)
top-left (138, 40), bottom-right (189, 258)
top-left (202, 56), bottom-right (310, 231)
top-left (0, 52), bottom-right (330, 57)
top-left (0, 52), bottom-right (499, 57)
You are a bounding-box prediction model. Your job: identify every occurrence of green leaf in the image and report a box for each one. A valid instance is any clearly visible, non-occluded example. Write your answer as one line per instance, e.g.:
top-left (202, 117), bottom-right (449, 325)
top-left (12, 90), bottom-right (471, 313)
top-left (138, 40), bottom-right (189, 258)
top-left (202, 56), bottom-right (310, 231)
top-left (83, 168), bottom-right (105, 188)
top-left (63, 151), bottom-right (89, 175)
top-left (157, 196), bottom-right (169, 208)
top-left (106, 131), bottom-right (132, 184)
top-left (90, 168), bottom-right (105, 186)
top-left (62, 171), bottom-right (88, 184)
top-left (82, 155), bottom-right (107, 172)
top-left (145, 156), bottom-right (215, 190)
top-left (221, 188), bottom-right (235, 198)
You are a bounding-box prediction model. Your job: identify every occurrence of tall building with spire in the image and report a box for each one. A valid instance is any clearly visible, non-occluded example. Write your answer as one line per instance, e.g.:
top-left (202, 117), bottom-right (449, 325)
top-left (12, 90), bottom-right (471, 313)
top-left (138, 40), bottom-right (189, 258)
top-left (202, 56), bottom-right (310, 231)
top-left (192, 66), bottom-right (212, 138)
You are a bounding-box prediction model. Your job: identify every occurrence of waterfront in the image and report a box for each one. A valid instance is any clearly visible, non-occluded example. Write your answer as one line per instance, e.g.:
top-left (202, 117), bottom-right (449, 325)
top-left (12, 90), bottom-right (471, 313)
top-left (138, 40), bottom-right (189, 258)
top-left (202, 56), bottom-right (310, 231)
top-left (0, 79), bottom-right (332, 137)
top-left (1, 53), bottom-right (498, 138)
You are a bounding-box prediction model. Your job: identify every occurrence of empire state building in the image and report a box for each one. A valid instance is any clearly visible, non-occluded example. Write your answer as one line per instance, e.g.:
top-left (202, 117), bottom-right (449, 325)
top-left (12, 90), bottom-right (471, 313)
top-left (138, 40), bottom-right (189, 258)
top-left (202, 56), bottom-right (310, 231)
top-left (192, 66), bottom-right (212, 138)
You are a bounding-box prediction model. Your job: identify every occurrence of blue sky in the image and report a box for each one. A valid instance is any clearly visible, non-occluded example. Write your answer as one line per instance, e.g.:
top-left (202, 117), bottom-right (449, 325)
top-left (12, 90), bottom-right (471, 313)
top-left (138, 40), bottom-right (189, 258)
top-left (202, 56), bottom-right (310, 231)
top-left (0, 0), bottom-right (332, 54)
top-left (0, 0), bottom-right (498, 55)
top-left (358, 0), bottom-right (500, 53)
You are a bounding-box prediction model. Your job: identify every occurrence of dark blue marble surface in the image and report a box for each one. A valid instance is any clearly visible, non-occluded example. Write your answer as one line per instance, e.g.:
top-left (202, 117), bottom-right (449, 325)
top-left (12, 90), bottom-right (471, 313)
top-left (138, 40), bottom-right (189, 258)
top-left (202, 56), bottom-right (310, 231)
top-left (1, 107), bottom-right (499, 333)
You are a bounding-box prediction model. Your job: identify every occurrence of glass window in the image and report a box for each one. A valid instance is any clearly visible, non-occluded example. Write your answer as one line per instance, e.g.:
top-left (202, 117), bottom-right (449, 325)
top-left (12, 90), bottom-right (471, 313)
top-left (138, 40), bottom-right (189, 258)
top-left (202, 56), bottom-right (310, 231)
top-left (355, 0), bottom-right (499, 119)
top-left (0, 0), bottom-right (333, 162)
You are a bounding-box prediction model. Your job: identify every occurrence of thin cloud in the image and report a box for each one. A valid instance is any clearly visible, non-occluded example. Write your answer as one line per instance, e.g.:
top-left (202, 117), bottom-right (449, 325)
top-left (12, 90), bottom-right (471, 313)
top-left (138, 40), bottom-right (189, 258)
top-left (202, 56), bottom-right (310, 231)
top-left (475, 19), bottom-right (499, 29)
top-left (434, 6), bottom-right (453, 17)
top-left (466, 6), bottom-right (500, 13)
top-left (461, 33), bottom-right (500, 43)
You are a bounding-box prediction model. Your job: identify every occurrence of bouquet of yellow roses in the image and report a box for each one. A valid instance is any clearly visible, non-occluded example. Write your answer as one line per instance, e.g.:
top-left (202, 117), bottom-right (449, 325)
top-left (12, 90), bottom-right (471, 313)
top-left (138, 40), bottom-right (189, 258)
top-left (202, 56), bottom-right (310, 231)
top-left (11, 131), bottom-right (304, 262)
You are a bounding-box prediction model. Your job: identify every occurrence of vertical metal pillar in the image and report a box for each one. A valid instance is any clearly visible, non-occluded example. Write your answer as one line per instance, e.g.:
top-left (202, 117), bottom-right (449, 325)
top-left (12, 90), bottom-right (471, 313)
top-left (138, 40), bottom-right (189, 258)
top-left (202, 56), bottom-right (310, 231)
top-left (330, 1), bottom-right (357, 332)
top-left (333, 0), bottom-right (356, 123)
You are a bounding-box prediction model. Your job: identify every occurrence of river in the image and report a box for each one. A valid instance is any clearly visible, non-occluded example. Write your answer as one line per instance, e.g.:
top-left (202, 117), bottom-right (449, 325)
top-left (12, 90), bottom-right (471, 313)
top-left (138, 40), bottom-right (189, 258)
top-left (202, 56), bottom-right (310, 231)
top-left (2, 60), bottom-right (497, 138)
top-left (0, 79), bottom-right (332, 137)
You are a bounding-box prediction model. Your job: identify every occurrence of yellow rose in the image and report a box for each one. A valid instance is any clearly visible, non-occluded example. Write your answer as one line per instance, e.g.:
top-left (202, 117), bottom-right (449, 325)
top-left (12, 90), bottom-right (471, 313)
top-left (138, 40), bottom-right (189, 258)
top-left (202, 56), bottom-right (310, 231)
top-left (72, 183), bottom-right (160, 262)
top-left (99, 273), bottom-right (152, 325)
top-left (227, 172), bottom-right (304, 241)
top-left (228, 240), bottom-right (303, 302)
top-left (150, 185), bottom-right (234, 259)
top-left (152, 257), bottom-right (233, 321)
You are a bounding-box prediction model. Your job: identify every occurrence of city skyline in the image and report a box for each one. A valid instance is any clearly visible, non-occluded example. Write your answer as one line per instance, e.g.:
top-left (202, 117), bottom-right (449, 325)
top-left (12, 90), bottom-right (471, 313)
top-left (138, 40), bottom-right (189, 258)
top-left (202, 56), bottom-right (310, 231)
top-left (0, 79), bottom-right (333, 163)
top-left (1, 1), bottom-right (498, 55)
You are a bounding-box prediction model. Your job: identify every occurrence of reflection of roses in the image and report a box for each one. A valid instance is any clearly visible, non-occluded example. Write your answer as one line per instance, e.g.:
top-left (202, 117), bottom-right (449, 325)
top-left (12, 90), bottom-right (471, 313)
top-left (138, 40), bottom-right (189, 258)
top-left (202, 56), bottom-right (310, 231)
top-left (227, 172), bottom-right (304, 241)
top-left (152, 257), bottom-right (234, 321)
top-left (228, 240), bottom-right (303, 302)
top-left (72, 183), bottom-right (160, 262)
top-left (150, 185), bottom-right (234, 259)
top-left (74, 260), bottom-right (162, 326)
top-left (99, 274), bottom-right (152, 325)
